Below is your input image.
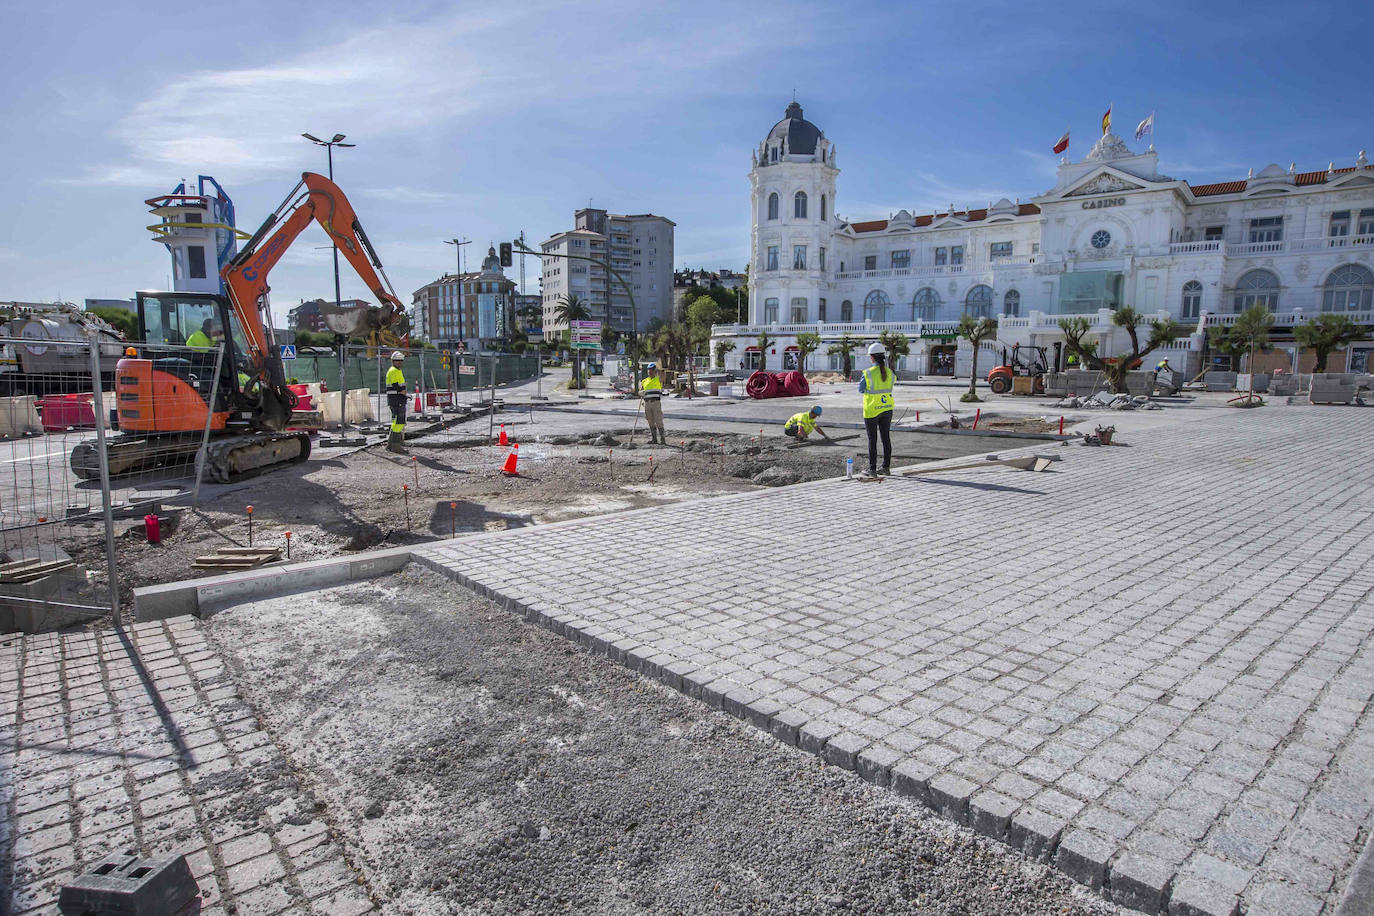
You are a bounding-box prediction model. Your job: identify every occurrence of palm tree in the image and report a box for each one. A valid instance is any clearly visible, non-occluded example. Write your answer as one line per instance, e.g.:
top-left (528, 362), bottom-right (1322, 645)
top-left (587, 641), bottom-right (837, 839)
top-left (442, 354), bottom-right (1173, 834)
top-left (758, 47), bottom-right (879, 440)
top-left (714, 339), bottom-right (736, 369)
top-left (1061, 306), bottom-right (1183, 394)
top-left (826, 334), bottom-right (859, 380)
top-left (794, 332), bottom-right (820, 373)
top-left (958, 315), bottom-right (999, 402)
top-left (1231, 303), bottom-right (1275, 399)
top-left (878, 330), bottom-right (911, 376)
top-left (553, 294), bottom-right (591, 389)
top-left (1294, 313), bottom-right (1361, 373)
top-left (756, 331), bottom-right (773, 373)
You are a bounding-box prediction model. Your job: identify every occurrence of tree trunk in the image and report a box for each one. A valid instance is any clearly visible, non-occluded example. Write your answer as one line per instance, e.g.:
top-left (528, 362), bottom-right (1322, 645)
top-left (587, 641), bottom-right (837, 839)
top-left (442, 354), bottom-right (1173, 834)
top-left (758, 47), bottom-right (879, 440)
top-left (968, 351), bottom-right (979, 398)
top-left (843, 355), bottom-right (852, 380)
top-left (1314, 348), bottom-right (1329, 373)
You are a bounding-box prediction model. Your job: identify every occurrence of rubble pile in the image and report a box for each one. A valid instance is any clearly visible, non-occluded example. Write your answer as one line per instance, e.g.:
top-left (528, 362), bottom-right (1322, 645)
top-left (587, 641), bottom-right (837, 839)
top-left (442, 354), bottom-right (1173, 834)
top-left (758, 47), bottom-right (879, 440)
top-left (1054, 391), bottom-right (1163, 411)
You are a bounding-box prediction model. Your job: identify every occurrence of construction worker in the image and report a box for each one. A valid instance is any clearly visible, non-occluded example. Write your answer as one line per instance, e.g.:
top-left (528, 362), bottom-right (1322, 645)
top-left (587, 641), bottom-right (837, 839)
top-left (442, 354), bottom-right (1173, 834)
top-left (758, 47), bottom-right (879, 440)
top-left (858, 342), bottom-right (894, 476)
top-left (783, 405), bottom-right (830, 442)
top-left (640, 362), bottom-right (667, 444)
top-left (1155, 356), bottom-right (1171, 373)
top-left (385, 351), bottom-right (409, 454)
top-left (186, 318), bottom-right (221, 350)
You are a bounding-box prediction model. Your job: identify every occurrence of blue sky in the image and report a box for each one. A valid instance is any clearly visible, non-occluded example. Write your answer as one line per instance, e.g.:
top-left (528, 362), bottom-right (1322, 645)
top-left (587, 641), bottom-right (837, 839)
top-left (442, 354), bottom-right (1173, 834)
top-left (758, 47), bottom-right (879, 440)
top-left (2, 0), bottom-right (1371, 324)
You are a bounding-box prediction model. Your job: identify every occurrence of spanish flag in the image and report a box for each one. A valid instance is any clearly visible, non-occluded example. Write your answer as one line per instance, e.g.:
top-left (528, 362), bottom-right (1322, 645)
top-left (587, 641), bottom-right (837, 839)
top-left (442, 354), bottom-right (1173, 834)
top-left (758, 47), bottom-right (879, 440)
top-left (1101, 104), bottom-right (1112, 135)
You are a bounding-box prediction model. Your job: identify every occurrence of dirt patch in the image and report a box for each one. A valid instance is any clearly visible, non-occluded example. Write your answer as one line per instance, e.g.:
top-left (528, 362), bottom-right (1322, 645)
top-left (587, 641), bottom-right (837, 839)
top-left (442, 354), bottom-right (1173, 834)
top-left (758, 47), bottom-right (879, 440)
top-left (207, 565), bottom-right (1122, 916)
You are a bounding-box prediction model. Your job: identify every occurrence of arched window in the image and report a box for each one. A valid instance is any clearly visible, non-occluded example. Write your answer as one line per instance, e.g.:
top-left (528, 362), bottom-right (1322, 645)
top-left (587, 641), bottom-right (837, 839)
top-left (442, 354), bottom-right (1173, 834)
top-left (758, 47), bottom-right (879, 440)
top-left (840, 300), bottom-right (853, 322)
top-left (820, 194), bottom-right (827, 222)
top-left (864, 289), bottom-right (890, 321)
top-left (965, 285), bottom-right (993, 318)
top-left (1323, 264), bottom-right (1374, 312)
top-left (1181, 280), bottom-right (1202, 319)
top-left (794, 191), bottom-right (808, 219)
top-left (1233, 269), bottom-right (1279, 313)
top-left (1003, 289), bottom-right (1021, 317)
top-left (767, 193), bottom-right (779, 221)
top-left (913, 287), bottom-right (940, 320)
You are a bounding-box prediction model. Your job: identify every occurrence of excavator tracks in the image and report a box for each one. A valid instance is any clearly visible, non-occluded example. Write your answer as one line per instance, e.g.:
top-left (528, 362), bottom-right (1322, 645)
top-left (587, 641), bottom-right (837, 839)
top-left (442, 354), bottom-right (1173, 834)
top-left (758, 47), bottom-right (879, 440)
top-left (71, 431), bottom-right (311, 483)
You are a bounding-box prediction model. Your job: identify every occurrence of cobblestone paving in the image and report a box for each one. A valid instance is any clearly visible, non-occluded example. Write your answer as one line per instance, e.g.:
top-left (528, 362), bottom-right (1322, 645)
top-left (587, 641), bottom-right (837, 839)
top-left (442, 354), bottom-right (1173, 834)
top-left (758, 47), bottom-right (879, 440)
top-left (416, 408), bottom-right (1374, 916)
top-left (0, 618), bottom-right (373, 915)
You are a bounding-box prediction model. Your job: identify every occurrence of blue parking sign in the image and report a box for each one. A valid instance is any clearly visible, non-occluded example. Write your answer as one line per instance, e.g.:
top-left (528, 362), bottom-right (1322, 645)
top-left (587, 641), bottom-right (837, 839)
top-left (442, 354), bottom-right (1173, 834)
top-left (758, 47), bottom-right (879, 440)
top-left (279, 344), bottom-right (297, 360)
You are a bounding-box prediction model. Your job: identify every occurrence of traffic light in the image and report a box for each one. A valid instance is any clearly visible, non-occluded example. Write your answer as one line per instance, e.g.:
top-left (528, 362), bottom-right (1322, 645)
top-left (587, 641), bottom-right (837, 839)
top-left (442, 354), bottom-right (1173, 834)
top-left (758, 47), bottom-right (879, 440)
top-left (499, 242), bottom-right (512, 267)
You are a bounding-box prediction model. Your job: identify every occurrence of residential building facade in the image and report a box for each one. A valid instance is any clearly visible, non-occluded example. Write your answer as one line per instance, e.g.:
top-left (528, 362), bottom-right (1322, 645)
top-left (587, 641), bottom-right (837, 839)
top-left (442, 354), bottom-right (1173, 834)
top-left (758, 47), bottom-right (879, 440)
top-left (714, 101), bottom-right (1374, 375)
top-left (411, 246), bottom-right (516, 350)
top-left (540, 208), bottom-right (675, 340)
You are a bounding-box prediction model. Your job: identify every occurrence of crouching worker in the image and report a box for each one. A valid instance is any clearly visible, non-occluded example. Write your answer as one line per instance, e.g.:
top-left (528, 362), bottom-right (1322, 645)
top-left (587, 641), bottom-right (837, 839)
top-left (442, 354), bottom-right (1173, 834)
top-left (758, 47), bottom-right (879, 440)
top-left (783, 405), bottom-right (829, 442)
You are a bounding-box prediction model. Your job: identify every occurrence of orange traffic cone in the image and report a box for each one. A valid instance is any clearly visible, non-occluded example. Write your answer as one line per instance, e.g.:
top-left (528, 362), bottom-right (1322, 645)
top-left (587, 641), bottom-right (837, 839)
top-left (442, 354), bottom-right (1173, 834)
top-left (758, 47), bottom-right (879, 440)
top-left (413, 386), bottom-right (422, 412)
top-left (500, 443), bottom-right (519, 476)
top-left (498, 424), bottom-right (508, 446)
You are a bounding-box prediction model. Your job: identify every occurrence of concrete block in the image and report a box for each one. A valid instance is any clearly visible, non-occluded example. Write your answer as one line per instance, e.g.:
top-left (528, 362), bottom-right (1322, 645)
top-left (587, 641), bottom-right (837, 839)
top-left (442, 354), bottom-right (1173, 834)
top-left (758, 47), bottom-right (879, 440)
top-left (1167, 877), bottom-right (1239, 916)
top-left (927, 773), bottom-right (977, 825)
top-left (770, 709), bottom-right (808, 747)
top-left (891, 759), bottom-right (936, 805)
top-left (1108, 851), bottom-right (1174, 913)
top-left (856, 744), bottom-right (901, 787)
top-left (823, 731), bottom-right (868, 771)
top-left (1009, 808), bottom-right (1066, 863)
top-left (1055, 828), bottom-right (1114, 890)
top-left (969, 790), bottom-right (1018, 840)
top-left (798, 719), bottom-right (841, 757)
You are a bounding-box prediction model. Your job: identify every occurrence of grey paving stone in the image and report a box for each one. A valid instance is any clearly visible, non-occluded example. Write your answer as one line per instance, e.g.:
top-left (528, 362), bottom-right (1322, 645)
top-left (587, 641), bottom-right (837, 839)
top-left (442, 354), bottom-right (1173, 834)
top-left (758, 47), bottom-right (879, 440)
top-left (822, 731), bottom-right (869, 772)
top-left (927, 773), bottom-right (977, 825)
top-left (797, 719), bottom-right (841, 757)
top-left (1054, 828), bottom-right (1114, 890)
top-left (856, 744), bottom-right (901, 787)
top-left (891, 759), bottom-right (936, 806)
top-left (968, 790), bottom-right (1017, 841)
top-left (1108, 851), bottom-right (1174, 913)
top-left (1008, 808), bottom-right (1066, 864)
top-left (1245, 880), bottom-right (1322, 916)
top-left (1167, 876), bottom-right (1239, 916)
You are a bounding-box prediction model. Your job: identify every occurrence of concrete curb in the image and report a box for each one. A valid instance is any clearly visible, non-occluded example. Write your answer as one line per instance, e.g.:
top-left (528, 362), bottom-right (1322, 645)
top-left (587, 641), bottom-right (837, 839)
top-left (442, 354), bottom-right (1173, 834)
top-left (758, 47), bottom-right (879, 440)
top-left (133, 545), bottom-right (412, 621)
top-left (1335, 828), bottom-right (1374, 916)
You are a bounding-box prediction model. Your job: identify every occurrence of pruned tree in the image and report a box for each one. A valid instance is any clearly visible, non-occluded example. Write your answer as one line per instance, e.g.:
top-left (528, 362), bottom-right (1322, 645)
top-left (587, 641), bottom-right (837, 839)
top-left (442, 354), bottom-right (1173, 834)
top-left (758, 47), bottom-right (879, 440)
top-left (878, 330), bottom-right (910, 375)
top-left (714, 339), bottom-right (736, 369)
top-left (794, 332), bottom-right (820, 373)
top-left (958, 315), bottom-right (999, 402)
top-left (826, 334), bottom-right (859, 380)
top-left (1206, 325), bottom-right (1245, 372)
top-left (756, 331), bottom-right (773, 373)
top-left (1231, 303), bottom-right (1275, 399)
top-left (1294, 312), bottom-right (1361, 373)
top-left (1060, 306), bottom-right (1183, 394)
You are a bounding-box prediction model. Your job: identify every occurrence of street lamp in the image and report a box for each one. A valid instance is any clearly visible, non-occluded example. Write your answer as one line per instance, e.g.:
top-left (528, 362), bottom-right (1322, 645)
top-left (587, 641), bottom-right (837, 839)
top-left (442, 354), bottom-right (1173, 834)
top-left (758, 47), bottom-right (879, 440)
top-left (301, 133), bottom-right (355, 314)
top-left (303, 132), bottom-right (358, 443)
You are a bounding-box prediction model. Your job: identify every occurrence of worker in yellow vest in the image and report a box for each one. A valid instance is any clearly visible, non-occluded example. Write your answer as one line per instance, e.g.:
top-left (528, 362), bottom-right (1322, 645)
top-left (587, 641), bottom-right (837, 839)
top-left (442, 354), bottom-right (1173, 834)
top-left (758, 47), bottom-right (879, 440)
top-left (185, 318), bottom-right (221, 350)
top-left (385, 351), bottom-right (408, 454)
top-left (783, 405), bottom-right (830, 442)
top-left (640, 362), bottom-right (667, 444)
top-left (858, 342), bottom-right (894, 476)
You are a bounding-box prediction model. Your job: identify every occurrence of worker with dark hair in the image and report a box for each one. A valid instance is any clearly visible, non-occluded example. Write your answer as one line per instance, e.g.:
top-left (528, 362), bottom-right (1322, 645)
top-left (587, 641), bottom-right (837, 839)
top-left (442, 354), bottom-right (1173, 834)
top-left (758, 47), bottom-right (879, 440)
top-left (385, 350), bottom-right (409, 454)
top-left (783, 405), bottom-right (829, 441)
top-left (858, 342), bottom-right (894, 476)
top-left (186, 318), bottom-right (221, 350)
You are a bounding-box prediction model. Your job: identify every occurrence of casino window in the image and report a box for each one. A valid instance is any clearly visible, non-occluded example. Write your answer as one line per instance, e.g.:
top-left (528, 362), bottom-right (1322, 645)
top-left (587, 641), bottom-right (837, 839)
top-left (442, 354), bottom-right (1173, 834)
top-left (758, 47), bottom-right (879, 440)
top-left (864, 289), bottom-right (890, 321)
top-left (820, 194), bottom-right (827, 221)
top-left (794, 191), bottom-right (808, 219)
top-left (1003, 289), bottom-right (1021, 317)
top-left (1329, 211), bottom-right (1351, 243)
top-left (840, 300), bottom-right (853, 321)
top-left (1323, 264), bottom-right (1374, 312)
top-left (791, 297), bottom-right (807, 323)
top-left (1247, 216), bottom-right (1283, 244)
top-left (864, 255), bottom-right (877, 271)
top-left (792, 245), bottom-right (806, 270)
top-left (990, 241), bottom-right (1013, 259)
top-left (934, 247), bottom-right (947, 266)
top-left (766, 246), bottom-right (778, 271)
top-left (1181, 280), bottom-right (1202, 319)
top-left (964, 284), bottom-right (993, 318)
top-left (1204, 226), bottom-right (1224, 241)
top-left (1360, 209), bottom-right (1374, 237)
top-left (818, 247), bottom-right (826, 271)
top-left (913, 287), bottom-right (940, 320)
top-left (764, 297), bottom-right (778, 323)
top-left (950, 245), bottom-right (964, 266)
top-left (1090, 230), bottom-right (1112, 250)
top-left (187, 246), bottom-right (207, 279)
top-left (767, 193), bottom-right (779, 220)
top-left (818, 298), bottom-right (827, 321)
top-left (1233, 269), bottom-right (1279, 313)
top-left (891, 249), bottom-right (910, 269)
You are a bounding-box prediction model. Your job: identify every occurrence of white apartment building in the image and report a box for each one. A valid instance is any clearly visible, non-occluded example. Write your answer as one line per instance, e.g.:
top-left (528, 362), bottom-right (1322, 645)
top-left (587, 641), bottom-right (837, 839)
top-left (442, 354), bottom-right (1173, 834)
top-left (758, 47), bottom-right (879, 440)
top-left (715, 101), bottom-right (1374, 376)
top-left (540, 208), bottom-right (675, 339)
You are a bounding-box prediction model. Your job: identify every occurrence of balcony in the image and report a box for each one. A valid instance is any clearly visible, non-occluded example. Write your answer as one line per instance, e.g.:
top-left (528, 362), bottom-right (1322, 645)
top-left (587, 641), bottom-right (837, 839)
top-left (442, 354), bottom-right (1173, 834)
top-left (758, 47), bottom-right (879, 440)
top-left (834, 255), bottom-right (1037, 282)
top-left (710, 309), bottom-right (1160, 340)
top-left (1204, 308), bottom-right (1374, 328)
top-left (1168, 240), bottom-right (1222, 255)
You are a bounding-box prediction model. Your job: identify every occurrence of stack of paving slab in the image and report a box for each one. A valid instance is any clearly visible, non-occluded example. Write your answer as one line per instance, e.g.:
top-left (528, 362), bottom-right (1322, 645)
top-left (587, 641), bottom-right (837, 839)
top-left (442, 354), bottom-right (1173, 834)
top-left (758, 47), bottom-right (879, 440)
top-left (1309, 373), bottom-right (1365, 405)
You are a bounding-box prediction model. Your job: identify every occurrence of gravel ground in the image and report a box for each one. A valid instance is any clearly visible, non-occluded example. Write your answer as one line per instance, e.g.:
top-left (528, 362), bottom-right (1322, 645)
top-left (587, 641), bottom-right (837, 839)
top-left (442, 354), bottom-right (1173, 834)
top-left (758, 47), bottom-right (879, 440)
top-left (207, 565), bottom-right (1123, 916)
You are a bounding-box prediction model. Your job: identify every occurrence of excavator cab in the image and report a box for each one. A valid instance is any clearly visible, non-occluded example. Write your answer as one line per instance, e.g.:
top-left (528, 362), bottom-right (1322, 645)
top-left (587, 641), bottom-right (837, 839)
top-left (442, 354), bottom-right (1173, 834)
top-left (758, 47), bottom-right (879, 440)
top-left (117, 291), bottom-right (255, 434)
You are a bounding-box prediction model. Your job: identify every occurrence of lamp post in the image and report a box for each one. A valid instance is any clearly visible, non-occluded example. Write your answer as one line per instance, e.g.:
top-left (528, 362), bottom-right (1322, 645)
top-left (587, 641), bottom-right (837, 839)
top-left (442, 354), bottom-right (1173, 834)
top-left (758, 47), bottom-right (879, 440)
top-left (303, 132), bottom-right (359, 443)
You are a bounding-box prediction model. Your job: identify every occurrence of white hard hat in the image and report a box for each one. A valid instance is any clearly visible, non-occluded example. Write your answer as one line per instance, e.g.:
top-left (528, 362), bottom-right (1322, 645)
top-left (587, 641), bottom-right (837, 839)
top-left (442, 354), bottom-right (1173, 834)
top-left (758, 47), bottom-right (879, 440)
top-left (390, 351), bottom-right (405, 360)
top-left (867, 342), bottom-right (885, 355)
top-left (644, 361), bottom-right (657, 369)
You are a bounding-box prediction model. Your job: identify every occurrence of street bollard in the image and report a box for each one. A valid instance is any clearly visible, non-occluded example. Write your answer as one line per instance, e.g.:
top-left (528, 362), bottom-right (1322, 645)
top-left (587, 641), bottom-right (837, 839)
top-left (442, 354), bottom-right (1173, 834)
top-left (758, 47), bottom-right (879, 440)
top-left (284, 530), bottom-right (292, 559)
top-left (246, 505), bottom-right (254, 547)
top-left (402, 485), bottom-right (411, 532)
top-left (973, 408), bottom-right (981, 430)
top-left (449, 501), bottom-right (456, 537)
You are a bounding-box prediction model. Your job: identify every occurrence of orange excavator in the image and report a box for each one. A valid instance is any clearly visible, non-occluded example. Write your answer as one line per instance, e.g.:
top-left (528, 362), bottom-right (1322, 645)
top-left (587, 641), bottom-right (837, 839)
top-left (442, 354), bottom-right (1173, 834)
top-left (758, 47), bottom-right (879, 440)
top-left (71, 172), bottom-right (408, 481)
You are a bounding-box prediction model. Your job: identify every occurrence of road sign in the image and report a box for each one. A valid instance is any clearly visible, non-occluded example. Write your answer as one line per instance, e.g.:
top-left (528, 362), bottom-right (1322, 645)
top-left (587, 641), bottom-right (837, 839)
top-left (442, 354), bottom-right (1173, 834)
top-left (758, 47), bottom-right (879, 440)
top-left (570, 319), bottom-right (602, 351)
top-left (458, 365), bottom-right (477, 375)
top-left (279, 344), bottom-right (297, 360)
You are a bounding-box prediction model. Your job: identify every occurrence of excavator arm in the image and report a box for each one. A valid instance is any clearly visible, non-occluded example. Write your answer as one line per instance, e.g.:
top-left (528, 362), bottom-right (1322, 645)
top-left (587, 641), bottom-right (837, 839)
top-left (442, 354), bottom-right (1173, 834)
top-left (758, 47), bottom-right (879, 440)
top-left (221, 172), bottom-right (408, 428)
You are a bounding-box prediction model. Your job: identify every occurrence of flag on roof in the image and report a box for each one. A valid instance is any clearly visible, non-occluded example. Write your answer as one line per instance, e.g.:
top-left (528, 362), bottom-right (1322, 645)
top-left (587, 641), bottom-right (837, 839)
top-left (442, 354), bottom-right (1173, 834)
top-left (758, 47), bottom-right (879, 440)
top-left (1135, 112), bottom-right (1154, 141)
top-left (1101, 105), bottom-right (1112, 135)
top-left (1052, 129), bottom-right (1070, 155)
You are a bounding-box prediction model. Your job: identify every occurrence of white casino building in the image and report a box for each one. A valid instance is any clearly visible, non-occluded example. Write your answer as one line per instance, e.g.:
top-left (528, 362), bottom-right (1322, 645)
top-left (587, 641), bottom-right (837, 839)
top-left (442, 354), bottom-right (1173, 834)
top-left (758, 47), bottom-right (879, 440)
top-left (713, 101), bottom-right (1374, 377)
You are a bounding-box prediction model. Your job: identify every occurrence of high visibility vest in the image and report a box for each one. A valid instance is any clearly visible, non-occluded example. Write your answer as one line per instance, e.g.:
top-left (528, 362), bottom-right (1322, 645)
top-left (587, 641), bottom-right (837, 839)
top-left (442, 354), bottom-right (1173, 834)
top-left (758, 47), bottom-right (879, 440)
top-left (641, 375), bottom-right (663, 400)
top-left (862, 366), bottom-right (894, 418)
top-left (785, 411), bottom-right (816, 433)
top-left (1155, 360), bottom-right (1169, 371)
top-left (186, 331), bottom-right (212, 350)
top-left (386, 365), bottom-right (406, 395)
